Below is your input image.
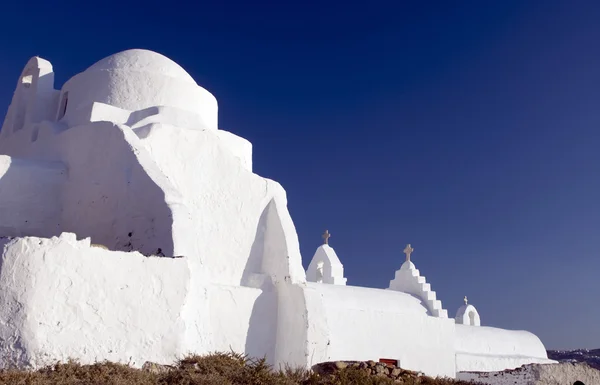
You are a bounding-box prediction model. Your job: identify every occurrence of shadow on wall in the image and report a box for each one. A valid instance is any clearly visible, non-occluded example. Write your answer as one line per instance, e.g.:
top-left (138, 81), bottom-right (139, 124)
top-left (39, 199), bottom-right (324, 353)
top-left (241, 200), bottom-right (269, 286)
top-left (57, 123), bottom-right (175, 256)
top-left (245, 288), bottom-right (278, 365)
top-left (0, 157), bottom-right (66, 238)
top-left (242, 199), bottom-right (280, 365)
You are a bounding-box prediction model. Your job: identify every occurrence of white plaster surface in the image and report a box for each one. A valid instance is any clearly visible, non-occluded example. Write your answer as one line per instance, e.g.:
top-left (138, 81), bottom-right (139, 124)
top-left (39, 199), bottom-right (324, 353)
top-left (0, 234), bottom-right (189, 368)
top-left (208, 285), bottom-right (277, 364)
top-left (60, 50), bottom-right (218, 131)
top-left (0, 156), bottom-right (65, 237)
top-left (307, 282), bottom-right (456, 378)
top-left (306, 244), bottom-right (347, 285)
top-left (455, 324), bottom-right (555, 372)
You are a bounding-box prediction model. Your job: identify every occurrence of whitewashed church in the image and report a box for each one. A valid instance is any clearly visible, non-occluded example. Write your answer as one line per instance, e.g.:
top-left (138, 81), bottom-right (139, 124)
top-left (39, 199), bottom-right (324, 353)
top-left (0, 49), bottom-right (554, 378)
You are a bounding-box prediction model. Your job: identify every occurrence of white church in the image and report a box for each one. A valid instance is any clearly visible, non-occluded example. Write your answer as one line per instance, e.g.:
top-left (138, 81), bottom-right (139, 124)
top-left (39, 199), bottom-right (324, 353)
top-left (0, 49), bottom-right (554, 378)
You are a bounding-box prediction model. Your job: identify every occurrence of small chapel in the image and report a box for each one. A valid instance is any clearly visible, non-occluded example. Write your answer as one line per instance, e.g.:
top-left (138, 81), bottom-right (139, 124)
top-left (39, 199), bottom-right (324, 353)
top-left (0, 49), bottom-right (554, 378)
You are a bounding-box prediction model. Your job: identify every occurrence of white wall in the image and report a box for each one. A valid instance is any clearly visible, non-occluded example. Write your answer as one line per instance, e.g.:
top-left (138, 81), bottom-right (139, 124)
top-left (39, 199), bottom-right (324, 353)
top-left (306, 283), bottom-right (456, 378)
top-left (54, 122), bottom-right (182, 256)
top-left (0, 156), bottom-right (66, 237)
top-left (215, 130), bottom-right (253, 172)
top-left (208, 285), bottom-right (277, 364)
top-left (454, 324), bottom-right (554, 372)
top-left (138, 123), bottom-right (306, 286)
top-left (0, 233), bottom-right (189, 369)
top-left (270, 283), bottom-right (322, 370)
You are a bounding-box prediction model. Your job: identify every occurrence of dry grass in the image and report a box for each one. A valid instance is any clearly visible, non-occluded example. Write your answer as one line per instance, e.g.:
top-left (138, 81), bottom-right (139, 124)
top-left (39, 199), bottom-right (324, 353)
top-left (0, 352), bottom-right (478, 385)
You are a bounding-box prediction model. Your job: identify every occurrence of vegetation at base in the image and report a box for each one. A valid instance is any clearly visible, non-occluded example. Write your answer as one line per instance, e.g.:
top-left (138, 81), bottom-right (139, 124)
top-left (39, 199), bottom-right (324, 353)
top-left (0, 351), bottom-right (480, 385)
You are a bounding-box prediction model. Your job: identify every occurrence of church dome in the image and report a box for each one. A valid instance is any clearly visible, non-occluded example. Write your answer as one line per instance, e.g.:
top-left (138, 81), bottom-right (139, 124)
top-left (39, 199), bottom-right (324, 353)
top-left (85, 49), bottom-right (197, 85)
top-left (59, 49), bottom-right (218, 130)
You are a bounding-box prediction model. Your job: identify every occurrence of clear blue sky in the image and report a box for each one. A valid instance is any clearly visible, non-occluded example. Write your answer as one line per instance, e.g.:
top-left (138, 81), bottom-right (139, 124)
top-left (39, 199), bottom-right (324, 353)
top-left (1, 1), bottom-right (598, 350)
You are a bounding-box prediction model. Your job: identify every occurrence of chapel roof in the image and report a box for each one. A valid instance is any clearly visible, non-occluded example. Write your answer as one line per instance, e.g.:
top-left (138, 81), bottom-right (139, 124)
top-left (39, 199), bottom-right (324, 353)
top-left (85, 49), bottom-right (197, 85)
top-left (455, 303), bottom-right (478, 318)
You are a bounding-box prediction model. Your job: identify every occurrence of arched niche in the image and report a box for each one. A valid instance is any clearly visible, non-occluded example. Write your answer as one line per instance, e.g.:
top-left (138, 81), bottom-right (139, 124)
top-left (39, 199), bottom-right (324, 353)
top-left (455, 304), bottom-right (481, 326)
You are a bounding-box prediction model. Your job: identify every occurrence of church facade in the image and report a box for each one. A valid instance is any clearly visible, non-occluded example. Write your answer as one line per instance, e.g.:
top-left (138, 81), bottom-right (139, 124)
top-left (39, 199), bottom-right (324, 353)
top-left (0, 50), bottom-right (553, 378)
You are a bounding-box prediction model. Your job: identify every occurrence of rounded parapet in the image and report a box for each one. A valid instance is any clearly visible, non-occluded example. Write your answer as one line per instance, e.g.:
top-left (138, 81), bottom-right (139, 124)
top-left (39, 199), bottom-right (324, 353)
top-left (455, 323), bottom-right (549, 359)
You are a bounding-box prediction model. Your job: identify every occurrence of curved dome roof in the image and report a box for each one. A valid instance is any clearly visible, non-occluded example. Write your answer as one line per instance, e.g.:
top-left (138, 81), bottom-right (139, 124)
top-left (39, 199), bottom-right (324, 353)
top-left (456, 304), bottom-right (478, 318)
top-left (85, 49), bottom-right (197, 85)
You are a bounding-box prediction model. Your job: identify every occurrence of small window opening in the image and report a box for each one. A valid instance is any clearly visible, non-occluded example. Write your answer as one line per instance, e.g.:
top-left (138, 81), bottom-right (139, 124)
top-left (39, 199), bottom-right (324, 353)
top-left (468, 311), bottom-right (476, 325)
top-left (21, 74), bottom-right (33, 88)
top-left (57, 92), bottom-right (68, 120)
top-left (31, 127), bottom-right (39, 142)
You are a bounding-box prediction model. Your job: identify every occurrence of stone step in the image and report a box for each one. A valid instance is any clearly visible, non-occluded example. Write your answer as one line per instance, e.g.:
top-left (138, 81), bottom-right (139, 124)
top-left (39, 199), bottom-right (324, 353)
top-left (425, 290), bottom-right (437, 301)
top-left (431, 299), bottom-right (442, 310)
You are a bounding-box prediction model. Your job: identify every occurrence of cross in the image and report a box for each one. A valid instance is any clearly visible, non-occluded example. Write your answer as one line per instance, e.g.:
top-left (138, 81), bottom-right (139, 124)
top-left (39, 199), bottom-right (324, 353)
top-left (322, 230), bottom-right (331, 245)
top-left (464, 296), bottom-right (468, 305)
top-left (403, 244), bottom-right (414, 262)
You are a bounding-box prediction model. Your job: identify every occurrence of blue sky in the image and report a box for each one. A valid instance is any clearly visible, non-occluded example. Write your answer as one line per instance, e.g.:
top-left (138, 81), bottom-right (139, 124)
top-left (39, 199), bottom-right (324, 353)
top-left (1, 1), bottom-right (599, 349)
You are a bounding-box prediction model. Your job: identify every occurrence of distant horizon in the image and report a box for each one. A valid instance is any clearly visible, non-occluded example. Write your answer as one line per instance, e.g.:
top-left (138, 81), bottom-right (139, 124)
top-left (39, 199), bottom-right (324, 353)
top-left (1, 0), bottom-right (599, 350)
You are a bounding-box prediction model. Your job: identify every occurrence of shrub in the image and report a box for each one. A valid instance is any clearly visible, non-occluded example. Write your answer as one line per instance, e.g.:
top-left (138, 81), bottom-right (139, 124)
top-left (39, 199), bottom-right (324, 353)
top-left (0, 352), bottom-right (479, 385)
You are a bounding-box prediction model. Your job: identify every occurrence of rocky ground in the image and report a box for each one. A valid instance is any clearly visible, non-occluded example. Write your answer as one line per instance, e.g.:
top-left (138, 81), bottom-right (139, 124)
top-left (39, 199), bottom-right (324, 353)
top-left (0, 353), bottom-right (474, 385)
top-left (458, 362), bottom-right (600, 385)
top-left (313, 360), bottom-right (431, 383)
top-left (2, 350), bottom-right (599, 384)
top-left (457, 348), bottom-right (600, 384)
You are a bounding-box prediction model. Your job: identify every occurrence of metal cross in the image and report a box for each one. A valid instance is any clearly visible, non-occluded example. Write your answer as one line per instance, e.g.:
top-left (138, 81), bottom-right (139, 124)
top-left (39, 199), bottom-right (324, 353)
top-left (322, 230), bottom-right (331, 245)
top-left (403, 244), bottom-right (414, 262)
top-left (464, 296), bottom-right (468, 305)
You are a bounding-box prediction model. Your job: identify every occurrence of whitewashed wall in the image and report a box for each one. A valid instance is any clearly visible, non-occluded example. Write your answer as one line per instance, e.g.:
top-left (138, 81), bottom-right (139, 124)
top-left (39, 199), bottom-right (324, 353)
top-left (454, 324), bottom-right (555, 372)
top-left (209, 285), bottom-right (278, 363)
top-left (0, 156), bottom-right (65, 237)
top-left (304, 282), bottom-right (456, 378)
top-left (140, 123), bottom-right (306, 286)
top-left (0, 234), bottom-right (189, 369)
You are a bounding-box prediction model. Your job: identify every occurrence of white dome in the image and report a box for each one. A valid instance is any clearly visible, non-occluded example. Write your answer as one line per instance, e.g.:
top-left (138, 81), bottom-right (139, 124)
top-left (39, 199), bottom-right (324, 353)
top-left (86, 49), bottom-right (197, 85)
top-left (60, 49), bottom-right (218, 130)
